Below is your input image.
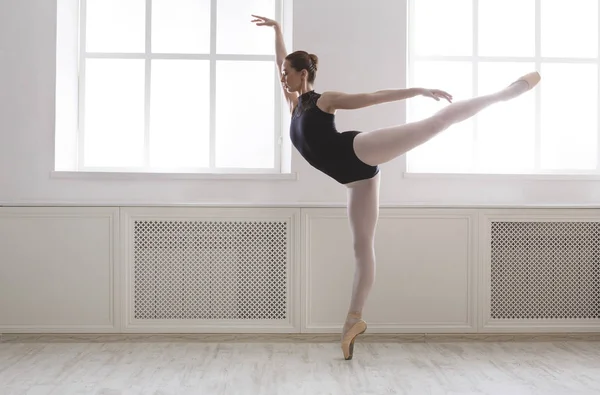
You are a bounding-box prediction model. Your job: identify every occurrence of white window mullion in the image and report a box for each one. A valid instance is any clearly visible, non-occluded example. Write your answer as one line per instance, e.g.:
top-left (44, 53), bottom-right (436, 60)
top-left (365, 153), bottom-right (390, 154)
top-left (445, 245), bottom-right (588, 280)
top-left (144, 0), bottom-right (152, 169)
top-left (471, 0), bottom-right (479, 172)
top-left (84, 53), bottom-right (275, 61)
top-left (534, 0), bottom-right (542, 171)
top-left (209, 0), bottom-right (217, 170)
top-left (77, 0), bottom-right (88, 170)
top-left (414, 55), bottom-right (599, 64)
top-left (274, 0), bottom-right (283, 172)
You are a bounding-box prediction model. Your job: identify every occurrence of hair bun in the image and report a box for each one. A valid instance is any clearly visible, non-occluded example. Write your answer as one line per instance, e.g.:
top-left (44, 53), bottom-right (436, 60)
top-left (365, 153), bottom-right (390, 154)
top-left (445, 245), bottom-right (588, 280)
top-left (309, 54), bottom-right (319, 70)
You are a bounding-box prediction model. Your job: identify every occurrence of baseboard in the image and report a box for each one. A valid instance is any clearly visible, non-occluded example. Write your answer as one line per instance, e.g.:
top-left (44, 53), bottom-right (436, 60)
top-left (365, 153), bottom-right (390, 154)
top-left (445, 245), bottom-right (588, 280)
top-left (2, 332), bottom-right (600, 343)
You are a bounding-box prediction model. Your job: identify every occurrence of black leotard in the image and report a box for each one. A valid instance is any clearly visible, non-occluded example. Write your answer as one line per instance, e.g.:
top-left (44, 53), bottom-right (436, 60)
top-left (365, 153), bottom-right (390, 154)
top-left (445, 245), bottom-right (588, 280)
top-left (289, 90), bottom-right (380, 184)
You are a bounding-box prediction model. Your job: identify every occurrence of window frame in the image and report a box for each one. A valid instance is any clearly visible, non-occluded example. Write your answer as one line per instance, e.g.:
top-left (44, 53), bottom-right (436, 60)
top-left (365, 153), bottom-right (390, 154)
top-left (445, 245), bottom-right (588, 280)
top-left (406, 0), bottom-right (600, 177)
top-left (76, 0), bottom-right (287, 175)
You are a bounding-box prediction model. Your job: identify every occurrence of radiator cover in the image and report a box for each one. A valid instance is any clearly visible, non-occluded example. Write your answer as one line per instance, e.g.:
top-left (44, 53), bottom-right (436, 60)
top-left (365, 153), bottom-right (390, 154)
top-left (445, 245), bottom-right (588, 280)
top-left (490, 221), bottom-right (600, 320)
top-left (133, 220), bottom-right (288, 321)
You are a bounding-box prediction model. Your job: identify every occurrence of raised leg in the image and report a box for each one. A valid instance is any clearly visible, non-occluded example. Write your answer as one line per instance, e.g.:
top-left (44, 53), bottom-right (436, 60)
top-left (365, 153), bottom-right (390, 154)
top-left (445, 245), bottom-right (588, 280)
top-left (353, 72), bottom-right (541, 166)
top-left (341, 172), bottom-right (380, 359)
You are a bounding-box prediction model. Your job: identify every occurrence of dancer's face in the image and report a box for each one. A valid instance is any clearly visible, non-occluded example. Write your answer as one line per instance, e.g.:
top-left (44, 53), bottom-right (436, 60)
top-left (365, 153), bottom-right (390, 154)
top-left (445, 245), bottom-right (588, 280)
top-left (281, 60), bottom-right (306, 93)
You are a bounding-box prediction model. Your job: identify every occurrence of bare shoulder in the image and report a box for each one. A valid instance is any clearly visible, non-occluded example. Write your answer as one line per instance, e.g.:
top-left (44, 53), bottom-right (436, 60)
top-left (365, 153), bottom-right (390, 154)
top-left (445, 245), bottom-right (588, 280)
top-left (316, 90), bottom-right (374, 111)
top-left (316, 91), bottom-right (340, 114)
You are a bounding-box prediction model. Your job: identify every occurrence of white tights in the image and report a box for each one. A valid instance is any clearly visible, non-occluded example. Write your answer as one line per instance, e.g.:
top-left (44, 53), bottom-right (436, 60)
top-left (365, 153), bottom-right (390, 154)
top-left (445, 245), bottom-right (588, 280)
top-left (343, 172), bottom-right (380, 335)
top-left (353, 80), bottom-right (531, 167)
top-left (342, 79), bottom-right (531, 334)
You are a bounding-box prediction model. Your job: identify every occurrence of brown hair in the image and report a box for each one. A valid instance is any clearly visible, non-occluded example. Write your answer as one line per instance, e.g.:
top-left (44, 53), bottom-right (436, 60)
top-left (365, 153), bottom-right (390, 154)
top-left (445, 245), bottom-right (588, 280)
top-left (285, 51), bottom-right (319, 83)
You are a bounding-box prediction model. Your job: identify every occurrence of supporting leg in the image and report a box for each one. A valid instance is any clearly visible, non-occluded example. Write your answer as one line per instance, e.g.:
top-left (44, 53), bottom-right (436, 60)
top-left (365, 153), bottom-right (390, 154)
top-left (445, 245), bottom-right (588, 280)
top-left (341, 172), bottom-right (380, 359)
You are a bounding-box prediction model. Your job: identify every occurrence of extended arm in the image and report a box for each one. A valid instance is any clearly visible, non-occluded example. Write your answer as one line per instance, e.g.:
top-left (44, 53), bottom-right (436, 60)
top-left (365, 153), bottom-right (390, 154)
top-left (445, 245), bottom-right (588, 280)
top-left (273, 25), bottom-right (286, 73)
top-left (319, 88), bottom-right (453, 112)
top-left (252, 15), bottom-right (297, 112)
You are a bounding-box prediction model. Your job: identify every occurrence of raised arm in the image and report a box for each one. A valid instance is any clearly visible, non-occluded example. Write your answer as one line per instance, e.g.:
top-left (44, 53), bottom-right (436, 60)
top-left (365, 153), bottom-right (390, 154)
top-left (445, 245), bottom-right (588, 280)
top-left (251, 15), bottom-right (298, 113)
top-left (319, 88), bottom-right (453, 112)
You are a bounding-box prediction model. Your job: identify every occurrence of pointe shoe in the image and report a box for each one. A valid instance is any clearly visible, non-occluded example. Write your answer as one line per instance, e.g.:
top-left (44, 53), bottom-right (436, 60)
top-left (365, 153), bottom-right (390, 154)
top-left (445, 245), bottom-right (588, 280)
top-left (341, 318), bottom-right (367, 360)
top-left (511, 71), bottom-right (541, 90)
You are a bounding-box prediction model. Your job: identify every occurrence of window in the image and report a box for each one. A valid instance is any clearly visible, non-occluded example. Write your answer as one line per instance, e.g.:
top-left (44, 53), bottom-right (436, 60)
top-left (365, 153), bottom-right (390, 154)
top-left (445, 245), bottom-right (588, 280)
top-left (407, 0), bottom-right (600, 175)
top-left (71, 0), bottom-right (285, 174)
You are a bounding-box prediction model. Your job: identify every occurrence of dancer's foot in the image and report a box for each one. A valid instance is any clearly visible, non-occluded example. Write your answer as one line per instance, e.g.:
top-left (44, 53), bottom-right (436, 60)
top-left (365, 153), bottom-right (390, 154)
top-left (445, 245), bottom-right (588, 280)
top-left (513, 71), bottom-right (541, 90)
top-left (342, 312), bottom-right (361, 336)
top-left (341, 312), bottom-right (367, 360)
top-left (500, 71), bottom-right (541, 101)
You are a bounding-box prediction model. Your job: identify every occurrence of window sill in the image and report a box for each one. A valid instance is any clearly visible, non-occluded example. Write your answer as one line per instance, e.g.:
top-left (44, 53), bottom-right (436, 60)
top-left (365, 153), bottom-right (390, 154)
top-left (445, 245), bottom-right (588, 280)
top-left (50, 171), bottom-right (299, 181)
top-left (402, 172), bottom-right (600, 181)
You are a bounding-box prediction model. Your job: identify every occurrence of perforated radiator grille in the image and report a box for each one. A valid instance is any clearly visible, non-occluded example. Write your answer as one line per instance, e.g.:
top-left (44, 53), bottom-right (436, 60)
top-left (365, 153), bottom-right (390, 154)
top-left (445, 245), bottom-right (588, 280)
top-left (491, 221), bottom-right (600, 320)
top-left (133, 220), bottom-right (288, 320)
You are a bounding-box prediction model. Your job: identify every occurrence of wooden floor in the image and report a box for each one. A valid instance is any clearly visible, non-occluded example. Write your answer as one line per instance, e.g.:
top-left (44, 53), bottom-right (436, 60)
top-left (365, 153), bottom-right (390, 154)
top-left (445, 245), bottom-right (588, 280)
top-left (2, 339), bottom-right (600, 394)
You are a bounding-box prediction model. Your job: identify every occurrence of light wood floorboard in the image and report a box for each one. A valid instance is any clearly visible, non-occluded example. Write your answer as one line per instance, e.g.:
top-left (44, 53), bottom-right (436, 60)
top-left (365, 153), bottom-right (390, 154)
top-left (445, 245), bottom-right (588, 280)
top-left (2, 339), bottom-right (600, 394)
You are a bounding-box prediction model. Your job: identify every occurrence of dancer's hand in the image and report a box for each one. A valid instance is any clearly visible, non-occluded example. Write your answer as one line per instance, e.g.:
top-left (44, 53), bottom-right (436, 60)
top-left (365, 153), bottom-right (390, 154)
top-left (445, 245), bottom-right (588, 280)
top-left (251, 15), bottom-right (279, 28)
top-left (420, 88), bottom-right (453, 103)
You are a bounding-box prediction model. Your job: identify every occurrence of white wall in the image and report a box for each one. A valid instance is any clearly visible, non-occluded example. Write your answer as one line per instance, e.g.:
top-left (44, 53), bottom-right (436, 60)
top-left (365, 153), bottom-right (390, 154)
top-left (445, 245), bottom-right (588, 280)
top-left (1, 0), bottom-right (600, 206)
